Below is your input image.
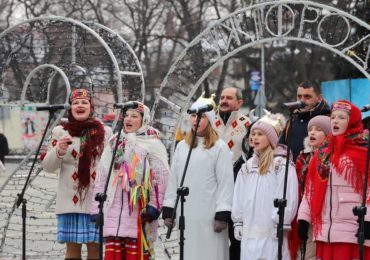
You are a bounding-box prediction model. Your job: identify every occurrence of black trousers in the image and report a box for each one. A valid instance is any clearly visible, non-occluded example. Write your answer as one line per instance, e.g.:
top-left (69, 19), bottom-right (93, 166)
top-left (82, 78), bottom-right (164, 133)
top-left (229, 222), bottom-right (240, 260)
top-left (229, 156), bottom-right (244, 260)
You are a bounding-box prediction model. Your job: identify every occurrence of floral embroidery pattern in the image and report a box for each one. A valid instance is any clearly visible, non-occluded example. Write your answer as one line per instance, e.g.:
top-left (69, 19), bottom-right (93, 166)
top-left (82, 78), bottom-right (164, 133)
top-left (316, 141), bottom-right (330, 181)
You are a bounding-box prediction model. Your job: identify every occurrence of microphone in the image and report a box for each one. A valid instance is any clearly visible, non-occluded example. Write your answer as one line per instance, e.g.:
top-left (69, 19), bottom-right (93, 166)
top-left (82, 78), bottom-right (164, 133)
top-left (361, 104), bottom-right (370, 112)
top-left (187, 104), bottom-right (214, 114)
top-left (36, 104), bottom-right (70, 111)
top-left (281, 100), bottom-right (306, 110)
top-left (114, 101), bottom-right (139, 109)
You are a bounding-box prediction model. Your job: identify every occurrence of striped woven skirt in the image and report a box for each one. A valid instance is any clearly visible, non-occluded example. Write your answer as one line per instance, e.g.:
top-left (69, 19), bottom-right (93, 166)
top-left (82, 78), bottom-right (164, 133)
top-left (57, 213), bottom-right (99, 243)
top-left (105, 237), bottom-right (149, 260)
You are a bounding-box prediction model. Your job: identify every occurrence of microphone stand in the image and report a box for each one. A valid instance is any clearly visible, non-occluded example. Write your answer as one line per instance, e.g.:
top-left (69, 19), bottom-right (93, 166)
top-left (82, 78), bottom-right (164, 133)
top-left (95, 107), bottom-right (126, 260)
top-left (300, 239), bottom-right (307, 260)
top-left (165, 112), bottom-right (202, 260)
top-left (274, 109), bottom-right (296, 260)
top-left (353, 116), bottom-right (370, 260)
top-left (14, 108), bottom-right (60, 260)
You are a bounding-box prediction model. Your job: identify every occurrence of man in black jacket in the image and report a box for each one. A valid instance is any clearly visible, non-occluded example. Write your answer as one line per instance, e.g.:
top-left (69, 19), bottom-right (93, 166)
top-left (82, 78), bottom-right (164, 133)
top-left (279, 81), bottom-right (330, 162)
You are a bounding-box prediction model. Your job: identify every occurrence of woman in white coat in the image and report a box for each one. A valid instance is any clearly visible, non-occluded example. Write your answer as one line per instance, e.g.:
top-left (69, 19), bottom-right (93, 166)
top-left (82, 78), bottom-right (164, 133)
top-left (163, 98), bottom-right (234, 260)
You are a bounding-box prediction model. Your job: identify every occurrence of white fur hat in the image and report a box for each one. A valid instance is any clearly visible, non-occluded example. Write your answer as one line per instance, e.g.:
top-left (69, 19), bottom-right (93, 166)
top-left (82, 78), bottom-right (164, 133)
top-left (189, 101), bottom-right (215, 125)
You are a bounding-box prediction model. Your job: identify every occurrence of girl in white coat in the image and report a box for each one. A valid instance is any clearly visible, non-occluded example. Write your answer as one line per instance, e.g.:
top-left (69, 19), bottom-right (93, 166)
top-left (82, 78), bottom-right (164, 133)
top-left (232, 113), bottom-right (299, 260)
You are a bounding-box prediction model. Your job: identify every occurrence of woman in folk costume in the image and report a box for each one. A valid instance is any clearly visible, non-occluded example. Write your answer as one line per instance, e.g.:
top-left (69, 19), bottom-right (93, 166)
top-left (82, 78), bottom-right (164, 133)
top-left (42, 89), bottom-right (113, 260)
top-left (90, 102), bottom-right (169, 260)
top-left (296, 116), bottom-right (332, 203)
top-left (232, 113), bottom-right (299, 260)
top-left (162, 96), bottom-right (234, 260)
top-left (294, 115), bottom-right (331, 260)
top-left (298, 100), bottom-right (370, 260)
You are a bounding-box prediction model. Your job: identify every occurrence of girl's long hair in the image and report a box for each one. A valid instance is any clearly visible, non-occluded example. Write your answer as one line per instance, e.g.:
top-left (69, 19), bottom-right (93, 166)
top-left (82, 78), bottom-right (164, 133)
top-left (258, 145), bottom-right (274, 175)
top-left (184, 123), bottom-right (218, 149)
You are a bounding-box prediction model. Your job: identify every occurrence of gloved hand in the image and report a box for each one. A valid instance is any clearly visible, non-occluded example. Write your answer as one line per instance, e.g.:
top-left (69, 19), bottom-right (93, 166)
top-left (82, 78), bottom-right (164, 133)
top-left (141, 205), bottom-right (160, 223)
top-left (364, 221), bottom-right (370, 239)
top-left (90, 214), bottom-right (98, 223)
top-left (234, 223), bottom-right (243, 241)
top-left (356, 221), bottom-right (370, 240)
top-left (298, 220), bottom-right (309, 241)
top-left (213, 220), bottom-right (228, 233)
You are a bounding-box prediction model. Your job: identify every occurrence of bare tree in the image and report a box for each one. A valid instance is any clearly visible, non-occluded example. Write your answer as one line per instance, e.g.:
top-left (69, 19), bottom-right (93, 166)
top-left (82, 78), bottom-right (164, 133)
top-left (0, 0), bottom-right (16, 29)
top-left (0, 0), bottom-right (368, 108)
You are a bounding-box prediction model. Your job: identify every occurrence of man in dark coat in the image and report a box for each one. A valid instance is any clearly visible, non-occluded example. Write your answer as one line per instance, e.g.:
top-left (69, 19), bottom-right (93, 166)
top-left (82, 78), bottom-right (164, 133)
top-left (279, 81), bottom-right (330, 162)
top-left (0, 132), bottom-right (9, 165)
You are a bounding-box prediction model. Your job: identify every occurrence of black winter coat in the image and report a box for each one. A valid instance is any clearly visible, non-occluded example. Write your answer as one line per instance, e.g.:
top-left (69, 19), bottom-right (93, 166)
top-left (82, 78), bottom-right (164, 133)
top-left (279, 100), bottom-right (330, 162)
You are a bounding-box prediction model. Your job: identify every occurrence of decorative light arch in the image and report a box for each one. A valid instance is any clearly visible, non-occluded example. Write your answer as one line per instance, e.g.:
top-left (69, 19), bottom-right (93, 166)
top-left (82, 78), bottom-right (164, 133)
top-left (152, 0), bottom-right (370, 156)
top-left (20, 63), bottom-right (71, 105)
top-left (0, 16), bottom-right (144, 258)
top-left (0, 16), bottom-right (145, 108)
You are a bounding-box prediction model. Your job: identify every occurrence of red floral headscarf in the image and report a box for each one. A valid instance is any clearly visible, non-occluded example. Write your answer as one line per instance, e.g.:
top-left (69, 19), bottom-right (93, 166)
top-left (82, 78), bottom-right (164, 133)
top-left (305, 100), bottom-right (368, 237)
